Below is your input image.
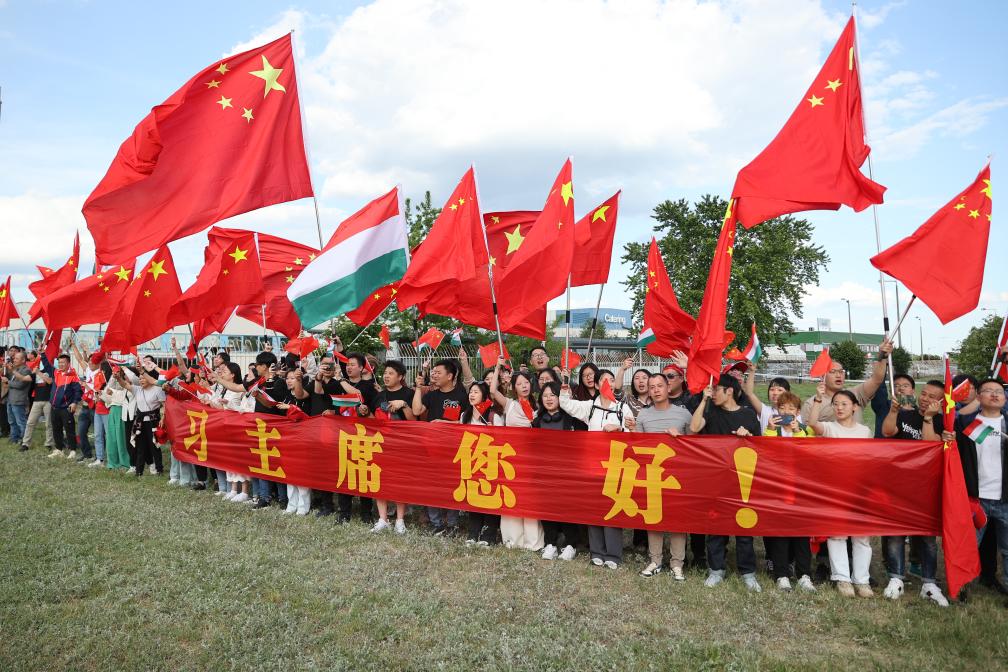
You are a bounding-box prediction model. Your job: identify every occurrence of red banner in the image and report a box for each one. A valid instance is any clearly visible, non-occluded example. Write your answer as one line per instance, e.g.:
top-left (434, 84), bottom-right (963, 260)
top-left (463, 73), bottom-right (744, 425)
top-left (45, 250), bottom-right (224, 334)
top-left (164, 398), bottom-right (964, 539)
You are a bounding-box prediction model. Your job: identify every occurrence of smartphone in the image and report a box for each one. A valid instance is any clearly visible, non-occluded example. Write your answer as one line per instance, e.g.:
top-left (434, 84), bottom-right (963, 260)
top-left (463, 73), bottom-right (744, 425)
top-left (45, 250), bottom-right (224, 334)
top-left (777, 414), bottom-right (795, 425)
top-left (898, 394), bottom-right (916, 407)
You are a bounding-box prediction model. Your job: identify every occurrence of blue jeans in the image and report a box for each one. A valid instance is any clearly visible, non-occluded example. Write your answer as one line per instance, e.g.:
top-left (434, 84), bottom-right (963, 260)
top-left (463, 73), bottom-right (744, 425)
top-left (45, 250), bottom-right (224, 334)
top-left (253, 478), bottom-right (287, 504)
top-left (427, 507), bottom-right (459, 528)
top-left (93, 413), bottom-right (107, 462)
top-left (884, 535), bottom-right (938, 582)
top-left (7, 402), bottom-right (27, 444)
top-left (215, 469), bottom-right (229, 493)
top-left (77, 406), bottom-right (95, 458)
top-left (977, 499), bottom-right (1008, 569)
top-left (706, 535), bottom-right (756, 575)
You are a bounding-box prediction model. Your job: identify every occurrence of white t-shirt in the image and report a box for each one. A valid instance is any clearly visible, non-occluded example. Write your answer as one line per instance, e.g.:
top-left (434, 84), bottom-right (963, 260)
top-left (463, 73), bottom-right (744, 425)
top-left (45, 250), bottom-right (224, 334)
top-left (818, 421), bottom-right (873, 439)
top-left (975, 415), bottom-right (1004, 500)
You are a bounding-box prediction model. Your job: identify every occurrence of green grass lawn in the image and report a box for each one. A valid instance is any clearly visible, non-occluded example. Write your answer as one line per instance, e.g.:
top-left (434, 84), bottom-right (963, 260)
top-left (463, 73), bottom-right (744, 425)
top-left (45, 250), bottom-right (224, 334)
top-left (2, 429), bottom-right (1006, 671)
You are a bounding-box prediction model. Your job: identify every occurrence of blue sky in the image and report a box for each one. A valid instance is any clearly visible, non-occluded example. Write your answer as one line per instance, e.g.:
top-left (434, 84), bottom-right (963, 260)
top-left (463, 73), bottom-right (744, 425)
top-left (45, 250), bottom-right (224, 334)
top-left (1, 0), bottom-right (1005, 354)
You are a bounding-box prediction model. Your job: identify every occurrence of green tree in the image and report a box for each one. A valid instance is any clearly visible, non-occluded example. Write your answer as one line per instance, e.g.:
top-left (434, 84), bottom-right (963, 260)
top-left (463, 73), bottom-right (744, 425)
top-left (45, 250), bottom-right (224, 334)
top-left (405, 191), bottom-right (441, 249)
top-left (578, 319), bottom-right (607, 340)
top-left (891, 346), bottom-right (913, 375)
top-left (621, 195), bottom-right (829, 347)
top-left (952, 314), bottom-right (1003, 379)
top-left (830, 340), bottom-right (866, 379)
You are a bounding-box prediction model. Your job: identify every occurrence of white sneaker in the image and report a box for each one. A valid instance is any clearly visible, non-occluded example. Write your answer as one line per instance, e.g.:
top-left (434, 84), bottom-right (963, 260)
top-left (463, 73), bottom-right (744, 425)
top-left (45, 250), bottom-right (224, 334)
top-left (371, 519), bottom-right (390, 533)
top-left (47, 449), bottom-right (62, 458)
top-left (476, 540), bottom-right (489, 547)
top-left (394, 519), bottom-right (406, 534)
top-left (465, 539), bottom-right (476, 547)
top-left (883, 577), bottom-right (905, 600)
top-left (603, 560), bottom-right (619, 570)
top-left (168, 478), bottom-right (179, 485)
top-left (214, 490), bottom-right (227, 497)
top-left (231, 492), bottom-right (249, 503)
top-left (88, 459), bottom-right (103, 468)
top-left (705, 570), bottom-right (725, 588)
top-left (223, 491), bottom-right (236, 501)
top-left (591, 557), bottom-right (605, 567)
top-left (743, 573), bottom-right (763, 593)
top-left (920, 582), bottom-right (949, 607)
top-left (776, 577), bottom-right (792, 592)
top-left (541, 544), bottom-right (558, 560)
top-left (66, 450), bottom-right (77, 460)
top-left (796, 575), bottom-right (817, 593)
top-left (558, 545), bottom-right (576, 561)
top-left (639, 562), bottom-right (662, 577)
top-left (296, 510), bottom-right (309, 516)
top-left (148, 464), bottom-right (157, 475)
top-left (670, 566), bottom-right (686, 581)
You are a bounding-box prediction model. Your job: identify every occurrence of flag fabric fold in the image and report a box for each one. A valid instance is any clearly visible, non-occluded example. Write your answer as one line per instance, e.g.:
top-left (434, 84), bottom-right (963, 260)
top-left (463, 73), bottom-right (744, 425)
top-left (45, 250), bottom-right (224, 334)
top-left (730, 17), bottom-right (885, 228)
top-left (32, 263), bottom-right (136, 332)
top-left (870, 163), bottom-right (992, 324)
top-left (235, 232), bottom-right (318, 339)
top-left (101, 247), bottom-right (182, 352)
top-left (643, 238), bottom-right (695, 357)
top-left (571, 191), bottom-right (620, 287)
top-left (0, 276), bottom-right (15, 330)
top-left (28, 233), bottom-right (80, 323)
top-left (84, 34), bottom-right (313, 265)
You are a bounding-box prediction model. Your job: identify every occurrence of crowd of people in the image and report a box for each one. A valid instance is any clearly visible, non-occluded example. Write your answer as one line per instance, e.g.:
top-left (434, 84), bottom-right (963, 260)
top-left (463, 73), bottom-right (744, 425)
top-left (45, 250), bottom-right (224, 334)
top-left (3, 335), bottom-right (1007, 607)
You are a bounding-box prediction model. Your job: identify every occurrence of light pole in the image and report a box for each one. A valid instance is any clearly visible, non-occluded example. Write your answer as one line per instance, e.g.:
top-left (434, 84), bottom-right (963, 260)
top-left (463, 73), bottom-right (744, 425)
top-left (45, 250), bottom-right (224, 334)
top-left (883, 279), bottom-right (903, 348)
top-left (915, 316), bottom-right (924, 358)
top-left (841, 298), bottom-right (852, 342)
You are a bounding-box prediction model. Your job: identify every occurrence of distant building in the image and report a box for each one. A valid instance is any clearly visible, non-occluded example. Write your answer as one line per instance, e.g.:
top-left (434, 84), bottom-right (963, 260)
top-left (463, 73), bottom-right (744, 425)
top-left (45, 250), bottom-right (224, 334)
top-left (546, 307), bottom-right (632, 338)
top-left (785, 328), bottom-right (884, 360)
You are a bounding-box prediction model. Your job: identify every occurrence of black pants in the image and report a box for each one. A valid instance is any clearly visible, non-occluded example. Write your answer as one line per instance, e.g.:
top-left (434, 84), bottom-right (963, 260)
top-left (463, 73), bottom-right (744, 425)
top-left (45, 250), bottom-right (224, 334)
top-left (0, 402), bottom-right (9, 435)
top-left (337, 495), bottom-right (373, 522)
top-left (690, 533), bottom-right (707, 567)
top-left (706, 535), bottom-right (756, 575)
top-left (51, 406), bottom-right (77, 452)
top-left (313, 490), bottom-right (335, 514)
top-left (981, 523), bottom-right (999, 580)
top-left (467, 513), bottom-right (500, 543)
top-left (543, 521), bottom-right (583, 548)
top-left (132, 412), bottom-right (163, 475)
top-left (765, 537), bottom-right (812, 580)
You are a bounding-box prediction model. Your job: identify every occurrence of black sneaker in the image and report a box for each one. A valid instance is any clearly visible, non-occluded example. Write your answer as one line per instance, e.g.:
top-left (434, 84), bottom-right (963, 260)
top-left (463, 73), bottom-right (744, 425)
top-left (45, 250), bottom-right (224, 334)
top-left (18, 445), bottom-right (28, 452)
top-left (315, 508), bottom-right (334, 518)
top-left (980, 576), bottom-right (1008, 595)
top-left (191, 482), bottom-right (207, 491)
top-left (252, 499), bottom-right (271, 510)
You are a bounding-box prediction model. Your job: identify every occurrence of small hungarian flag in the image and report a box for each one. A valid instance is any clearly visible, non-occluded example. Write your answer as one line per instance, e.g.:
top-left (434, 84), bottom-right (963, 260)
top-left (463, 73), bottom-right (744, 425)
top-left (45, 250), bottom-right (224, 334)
top-left (636, 326), bottom-right (656, 349)
top-left (330, 393), bottom-right (361, 409)
top-left (413, 327), bottom-right (444, 353)
top-left (380, 324), bottom-right (390, 350)
top-left (740, 322), bottom-right (762, 363)
top-left (450, 327), bottom-right (463, 347)
top-left (964, 418), bottom-right (995, 444)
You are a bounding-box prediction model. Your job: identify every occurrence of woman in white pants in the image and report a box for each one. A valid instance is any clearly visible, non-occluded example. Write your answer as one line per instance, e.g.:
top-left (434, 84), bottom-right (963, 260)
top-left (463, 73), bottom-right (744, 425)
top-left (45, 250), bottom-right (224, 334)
top-left (808, 386), bottom-right (875, 598)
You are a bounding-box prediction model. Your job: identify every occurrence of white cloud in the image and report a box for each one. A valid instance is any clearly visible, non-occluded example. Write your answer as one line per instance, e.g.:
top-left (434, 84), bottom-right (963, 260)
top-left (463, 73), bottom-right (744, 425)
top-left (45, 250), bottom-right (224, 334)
top-left (802, 281), bottom-right (883, 309)
top-left (874, 97), bottom-right (1008, 158)
top-left (0, 193), bottom-right (89, 268)
top-left (856, 1), bottom-right (906, 30)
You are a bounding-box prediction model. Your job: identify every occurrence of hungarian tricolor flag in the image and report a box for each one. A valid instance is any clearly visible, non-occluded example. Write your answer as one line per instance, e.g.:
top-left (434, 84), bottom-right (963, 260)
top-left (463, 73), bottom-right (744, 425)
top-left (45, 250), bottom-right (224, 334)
top-left (450, 327), bottom-right (463, 347)
top-left (28, 232), bottom-right (80, 323)
top-left (102, 247), bottom-right (182, 352)
top-left (84, 34), bottom-right (313, 265)
top-left (571, 191), bottom-right (620, 287)
top-left (964, 418), bottom-right (995, 444)
top-left (870, 163), bottom-right (992, 324)
top-left (235, 232), bottom-right (318, 339)
top-left (739, 322), bottom-right (762, 363)
top-left (331, 393), bottom-right (362, 409)
top-left (942, 356), bottom-right (982, 598)
top-left (643, 238), bottom-right (695, 356)
top-left (497, 160), bottom-right (575, 332)
top-left (0, 276), bottom-right (15, 330)
top-left (395, 167), bottom-right (487, 310)
top-left (731, 17), bottom-right (885, 228)
top-left (31, 263), bottom-right (136, 332)
top-left (169, 227), bottom-right (265, 326)
top-left (288, 186), bottom-right (408, 328)
top-left (636, 326), bottom-right (656, 349)
top-left (687, 203), bottom-right (737, 393)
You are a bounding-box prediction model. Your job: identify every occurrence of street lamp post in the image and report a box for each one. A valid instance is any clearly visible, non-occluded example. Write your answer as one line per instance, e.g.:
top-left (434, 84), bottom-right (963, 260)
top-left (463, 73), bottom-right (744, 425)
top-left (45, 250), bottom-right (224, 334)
top-left (841, 298), bottom-right (852, 342)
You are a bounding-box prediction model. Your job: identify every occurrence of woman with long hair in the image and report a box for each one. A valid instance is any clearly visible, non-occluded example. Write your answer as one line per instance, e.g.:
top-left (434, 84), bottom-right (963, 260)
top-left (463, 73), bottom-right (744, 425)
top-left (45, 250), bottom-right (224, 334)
top-left (460, 381), bottom-right (501, 546)
top-left (572, 363), bottom-right (600, 401)
top-left (490, 358), bottom-right (544, 551)
top-left (533, 381), bottom-right (582, 561)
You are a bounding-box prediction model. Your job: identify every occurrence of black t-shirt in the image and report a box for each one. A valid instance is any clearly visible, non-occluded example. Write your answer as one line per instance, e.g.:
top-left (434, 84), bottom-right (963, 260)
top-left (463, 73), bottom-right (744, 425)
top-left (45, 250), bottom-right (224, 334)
top-left (669, 390), bottom-right (699, 413)
top-left (243, 376), bottom-right (287, 415)
top-left (281, 390), bottom-right (311, 412)
top-left (309, 376), bottom-right (343, 416)
top-left (421, 385), bottom-right (471, 421)
top-left (374, 386), bottom-right (414, 420)
top-left (893, 409), bottom-right (943, 441)
top-left (702, 404), bottom-right (760, 436)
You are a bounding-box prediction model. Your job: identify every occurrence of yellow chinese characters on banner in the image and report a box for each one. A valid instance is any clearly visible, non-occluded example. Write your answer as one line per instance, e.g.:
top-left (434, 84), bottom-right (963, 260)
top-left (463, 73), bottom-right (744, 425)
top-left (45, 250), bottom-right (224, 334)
top-left (182, 409), bottom-right (208, 462)
top-left (602, 440), bottom-right (681, 524)
top-left (338, 423), bottom-right (383, 494)
top-left (246, 418), bottom-right (286, 478)
top-left (452, 431), bottom-right (516, 509)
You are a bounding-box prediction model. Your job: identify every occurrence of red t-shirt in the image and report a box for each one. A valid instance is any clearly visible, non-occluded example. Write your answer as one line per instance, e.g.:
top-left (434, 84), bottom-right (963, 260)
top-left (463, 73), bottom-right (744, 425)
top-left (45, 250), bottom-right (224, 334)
top-left (93, 370), bottom-right (109, 415)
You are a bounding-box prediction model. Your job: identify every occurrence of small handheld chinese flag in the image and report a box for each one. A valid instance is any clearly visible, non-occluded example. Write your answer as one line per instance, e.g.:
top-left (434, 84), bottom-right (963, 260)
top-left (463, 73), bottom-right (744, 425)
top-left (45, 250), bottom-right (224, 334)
top-left (809, 347), bottom-right (835, 378)
top-left (519, 397), bottom-right (535, 421)
top-left (284, 335), bottom-right (319, 358)
top-left (380, 324), bottom-right (390, 350)
top-left (0, 276), bottom-right (17, 330)
top-left (599, 377), bottom-right (616, 403)
top-left (561, 349), bottom-right (582, 369)
top-left (478, 341), bottom-right (511, 369)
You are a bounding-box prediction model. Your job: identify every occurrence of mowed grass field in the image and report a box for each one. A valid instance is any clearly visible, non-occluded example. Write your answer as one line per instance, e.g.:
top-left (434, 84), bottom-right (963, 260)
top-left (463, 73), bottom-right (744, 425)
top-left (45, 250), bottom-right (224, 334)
top-left (2, 398), bottom-right (1006, 672)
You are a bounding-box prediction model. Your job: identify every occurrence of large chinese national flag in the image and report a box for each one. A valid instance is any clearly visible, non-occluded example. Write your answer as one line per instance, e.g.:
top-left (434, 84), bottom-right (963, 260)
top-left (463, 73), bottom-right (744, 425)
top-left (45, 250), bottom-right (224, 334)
top-left (32, 263), bottom-right (136, 330)
top-left (687, 202), bottom-right (738, 393)
top-left (643, 238), bottom-right (696, 356)
top-left (870, 163), bottom-right (992, 324)
top-left (168, 227), bottom-right (265, 326)
top-left (102, 247), bottom-right (182, 351)
top-left (497, 160), bottom-right (575, 332)
top-left (28, 232), bottom-right (80, 323)
top-left (0, 276), bottom-right (15, 330)
top-left (395, 167), bottom-right (487, 310)
top-left (571, 192), bottom-right (620, 287)
top-left (83, 34), bottom-right (313, 265)
top-left (235, 232), bottom-right (318, 338)
top-left (731, 17), bottom-right (885, 228)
